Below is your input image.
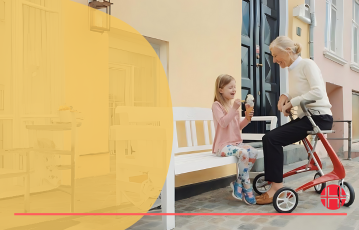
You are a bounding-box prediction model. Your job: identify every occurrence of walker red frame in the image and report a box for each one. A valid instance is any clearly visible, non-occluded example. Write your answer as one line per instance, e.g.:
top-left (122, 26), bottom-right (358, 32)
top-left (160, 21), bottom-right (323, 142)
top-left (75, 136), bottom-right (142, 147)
top-left (263, 132), bottom-right (346, 193)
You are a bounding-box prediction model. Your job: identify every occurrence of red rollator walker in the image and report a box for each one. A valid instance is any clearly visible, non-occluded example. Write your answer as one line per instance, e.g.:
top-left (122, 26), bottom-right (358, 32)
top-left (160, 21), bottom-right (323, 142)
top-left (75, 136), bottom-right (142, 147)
top-left (253, 100), bottom-right (355, 213)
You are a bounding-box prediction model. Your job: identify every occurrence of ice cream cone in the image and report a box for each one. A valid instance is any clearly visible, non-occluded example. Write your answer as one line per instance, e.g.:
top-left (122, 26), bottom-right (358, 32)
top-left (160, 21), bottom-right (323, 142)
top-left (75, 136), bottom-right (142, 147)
top-left (245, 105), bottom-right (254, 121)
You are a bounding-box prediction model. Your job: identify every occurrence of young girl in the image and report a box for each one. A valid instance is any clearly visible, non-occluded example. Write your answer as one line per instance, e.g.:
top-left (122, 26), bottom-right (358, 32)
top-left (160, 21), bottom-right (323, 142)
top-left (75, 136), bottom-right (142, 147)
top-left (212, 74), bottom-right (258, 205)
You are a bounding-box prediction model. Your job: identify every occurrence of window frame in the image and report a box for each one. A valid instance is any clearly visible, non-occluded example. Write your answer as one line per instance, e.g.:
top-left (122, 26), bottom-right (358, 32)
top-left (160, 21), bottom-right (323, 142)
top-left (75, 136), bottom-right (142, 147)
top-left (325, 0), bottom-right (344, 56)
top-left (352, 0), bottom-right (359, 65)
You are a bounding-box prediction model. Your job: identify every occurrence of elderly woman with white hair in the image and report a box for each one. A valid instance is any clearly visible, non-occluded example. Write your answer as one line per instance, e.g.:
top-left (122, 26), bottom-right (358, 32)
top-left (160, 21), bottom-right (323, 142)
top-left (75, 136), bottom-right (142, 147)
top-left (256, 36), bottom-right (333, 205)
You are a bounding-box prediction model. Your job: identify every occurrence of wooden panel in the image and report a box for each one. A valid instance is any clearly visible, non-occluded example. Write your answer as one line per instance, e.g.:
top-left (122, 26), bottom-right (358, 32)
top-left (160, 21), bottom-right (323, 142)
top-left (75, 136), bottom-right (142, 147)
top-left (190, 121), bottom-right (197, 146)
top-left (172, 107), bottom-right (213, 121)
top-left (203, 121), bottom-right (210, 145)
top-left (185, 121), bottom-right (192, 147)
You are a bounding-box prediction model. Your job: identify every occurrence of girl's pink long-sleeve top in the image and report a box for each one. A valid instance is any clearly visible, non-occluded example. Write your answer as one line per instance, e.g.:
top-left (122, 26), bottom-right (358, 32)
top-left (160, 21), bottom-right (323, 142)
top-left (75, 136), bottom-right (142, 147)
top-left (212, 101), bottom-right (250, 153)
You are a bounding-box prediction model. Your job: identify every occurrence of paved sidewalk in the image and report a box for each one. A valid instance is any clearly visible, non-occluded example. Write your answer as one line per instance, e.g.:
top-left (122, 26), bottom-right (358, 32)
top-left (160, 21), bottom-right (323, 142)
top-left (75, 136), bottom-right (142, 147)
top-left (128, 157), bottom-right (359, 230)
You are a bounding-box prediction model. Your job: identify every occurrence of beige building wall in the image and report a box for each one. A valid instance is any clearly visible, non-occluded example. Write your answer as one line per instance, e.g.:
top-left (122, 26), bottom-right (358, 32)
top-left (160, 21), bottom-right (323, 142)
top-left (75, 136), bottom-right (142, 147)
top-left (288, 0), bottom-right (310, 59)
top-left (72, 0), bottom-right (242, 187)
top-left (70, 0), bottom-right (312, 187)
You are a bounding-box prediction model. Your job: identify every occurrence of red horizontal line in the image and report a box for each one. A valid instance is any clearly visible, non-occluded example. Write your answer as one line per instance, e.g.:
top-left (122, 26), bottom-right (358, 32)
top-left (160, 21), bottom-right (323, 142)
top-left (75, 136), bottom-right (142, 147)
top-left (14, 213), bottom-right (347, 216)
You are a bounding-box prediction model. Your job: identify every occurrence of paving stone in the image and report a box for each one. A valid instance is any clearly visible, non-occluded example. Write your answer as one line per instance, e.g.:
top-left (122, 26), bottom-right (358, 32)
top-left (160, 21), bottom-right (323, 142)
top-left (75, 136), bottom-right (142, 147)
top-left (208, 217), bottom-right (226, 224)
top-left (176, 219), bottom-right (190, 228)
top-left (260, 227), bottom-right (281, 230)
top-left (136, 221), bottom-right (161, 229)
top-left (342, 218), bottom-right (359, 227)
top-left (182, 206), bottom-right (199, 212)
top-left (226, 207), bottom-right (247, 213)
top-left (259, 206), bottom-right (275, 212)
top-left (241, 216), bottom-right (255, 222)
top-left (297, 203), bottom-right (314, 209)
top-left (337, 226), bottom-right (356, 230)
top-left (277, 215), bottom-right (296, 220)
top-left (184, 221), bottom-right (205, 230)
top-left (130, 219), bottom-right (149, 226)
top-left (347, 214), bottom-right (359, 220)
top-left (254, 217), bottom-right (269, 224)
top-left (202, 203), bottom-right (221, 209)
top-left (190, 201), bottom-right (206, 207)
top-left (195, 208), bottom-right (214, 213)
top-left (269, 219), bottom-right (289, 227)
top-left (192, 215), bottom-right (213, 222)
top-left (226, 215), bottom-right (245, 220)
top-left (180, 215), bottom-right (196, 219)
top-left (237, 223), bottom-right (260, 230)
top-left (222, 219), bottom-right (242, 228)
top-left (176, 204), bottom-right (187, 208)
top-left (198, 224), bottom-right (231, 230)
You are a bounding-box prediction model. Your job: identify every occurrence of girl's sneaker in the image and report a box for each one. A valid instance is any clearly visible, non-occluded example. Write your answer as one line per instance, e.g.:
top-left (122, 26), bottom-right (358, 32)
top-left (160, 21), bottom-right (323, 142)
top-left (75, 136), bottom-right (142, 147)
top-left (242, 187), bottom-right (256, 205)
top-left (230, 181), bottom-right (243, 201)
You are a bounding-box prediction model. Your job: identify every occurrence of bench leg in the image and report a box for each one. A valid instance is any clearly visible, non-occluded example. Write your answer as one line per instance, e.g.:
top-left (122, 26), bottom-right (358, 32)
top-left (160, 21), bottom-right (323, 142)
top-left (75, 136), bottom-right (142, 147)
top-left (162, 161), bottom-right (175, 230)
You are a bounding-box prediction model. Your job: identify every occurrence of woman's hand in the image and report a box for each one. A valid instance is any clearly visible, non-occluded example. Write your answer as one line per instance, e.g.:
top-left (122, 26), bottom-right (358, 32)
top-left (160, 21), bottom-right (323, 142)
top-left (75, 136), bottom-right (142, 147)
top-left (282, 102), bottom-right (293, 117)
top-left (233, 99), bottom-right (242, 110)
top-left (277, 95), bottom-right (289, 112)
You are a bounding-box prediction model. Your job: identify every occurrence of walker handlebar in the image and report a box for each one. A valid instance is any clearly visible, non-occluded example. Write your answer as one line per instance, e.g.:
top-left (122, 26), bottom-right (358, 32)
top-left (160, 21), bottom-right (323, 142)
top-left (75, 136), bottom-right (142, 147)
top-left (300, 100), bottom-right (316, 116)
top-left (288, 100), bottom-right (316, 121)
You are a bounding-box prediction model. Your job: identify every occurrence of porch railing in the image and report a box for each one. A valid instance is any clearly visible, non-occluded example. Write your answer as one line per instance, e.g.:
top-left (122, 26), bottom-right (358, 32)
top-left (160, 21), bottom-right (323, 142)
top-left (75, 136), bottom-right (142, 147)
top-left (327, 120), bottom-right (352, 160)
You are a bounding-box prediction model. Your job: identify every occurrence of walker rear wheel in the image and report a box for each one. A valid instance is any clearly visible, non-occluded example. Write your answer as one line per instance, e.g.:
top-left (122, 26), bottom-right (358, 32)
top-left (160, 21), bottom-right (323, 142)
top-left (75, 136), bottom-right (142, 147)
top-left (273, 187), bottom-right (298, 213)
top-left (314, 172), bottom-right (326, 194)
top-left (253, 173), bottom-right (271, 195)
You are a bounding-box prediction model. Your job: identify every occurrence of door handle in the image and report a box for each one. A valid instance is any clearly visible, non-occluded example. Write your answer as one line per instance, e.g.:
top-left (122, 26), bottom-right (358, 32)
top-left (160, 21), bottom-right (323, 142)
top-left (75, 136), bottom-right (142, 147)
top-left (251, 63), bottom-right (263, 68)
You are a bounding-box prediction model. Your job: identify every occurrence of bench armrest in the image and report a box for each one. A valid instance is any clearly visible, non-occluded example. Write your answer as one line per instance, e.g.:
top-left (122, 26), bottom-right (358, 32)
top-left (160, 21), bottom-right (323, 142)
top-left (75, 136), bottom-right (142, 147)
top-left (241, 116), bottom-right (277, 141)
top-left (250, 116), bottom-right (278, 131)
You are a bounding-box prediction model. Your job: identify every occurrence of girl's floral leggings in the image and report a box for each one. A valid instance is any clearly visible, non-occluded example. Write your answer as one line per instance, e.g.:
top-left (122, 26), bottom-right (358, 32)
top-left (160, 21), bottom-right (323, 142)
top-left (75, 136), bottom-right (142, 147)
top-left (216, 143), bottom-right (258, 185)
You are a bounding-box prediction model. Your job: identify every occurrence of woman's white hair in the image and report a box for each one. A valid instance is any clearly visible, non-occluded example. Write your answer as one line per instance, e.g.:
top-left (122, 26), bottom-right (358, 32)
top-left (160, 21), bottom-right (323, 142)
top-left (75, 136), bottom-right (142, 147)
top-left (269, 36), bottom-right (302, 55)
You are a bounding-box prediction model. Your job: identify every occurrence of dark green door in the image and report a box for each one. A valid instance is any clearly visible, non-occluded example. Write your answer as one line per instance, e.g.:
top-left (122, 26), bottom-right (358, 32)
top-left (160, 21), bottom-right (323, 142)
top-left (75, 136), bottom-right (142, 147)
top-left (241, 0), bottom-right (280, 135)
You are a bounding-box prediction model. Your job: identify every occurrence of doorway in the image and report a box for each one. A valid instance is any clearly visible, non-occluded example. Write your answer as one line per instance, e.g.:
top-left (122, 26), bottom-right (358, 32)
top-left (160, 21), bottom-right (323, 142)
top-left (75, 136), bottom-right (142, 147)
top-left (241, 0), bottom-right (281, 134)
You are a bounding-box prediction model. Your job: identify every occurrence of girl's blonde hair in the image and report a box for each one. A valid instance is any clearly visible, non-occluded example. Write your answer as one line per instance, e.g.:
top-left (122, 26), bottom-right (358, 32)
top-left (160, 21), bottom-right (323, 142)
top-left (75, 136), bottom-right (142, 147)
top-left (269, 36), bottom-right (302, 55)
top-left (214, 74), bottom-right (235, 112)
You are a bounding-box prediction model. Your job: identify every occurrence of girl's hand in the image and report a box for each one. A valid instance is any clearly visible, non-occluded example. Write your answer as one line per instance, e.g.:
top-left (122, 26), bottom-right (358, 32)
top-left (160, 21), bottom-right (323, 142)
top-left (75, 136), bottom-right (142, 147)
top-left (282, 102), bottom-right (293, 117)
top-left (245, 104), bottom-right (254, 118)
top-left (233, 99), bottom-right (242, 110)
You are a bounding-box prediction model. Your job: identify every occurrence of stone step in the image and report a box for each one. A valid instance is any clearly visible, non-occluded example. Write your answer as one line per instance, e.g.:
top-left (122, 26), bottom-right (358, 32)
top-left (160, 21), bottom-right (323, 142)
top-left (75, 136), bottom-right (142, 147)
top-left (250, 143), bottom-right (309, 172)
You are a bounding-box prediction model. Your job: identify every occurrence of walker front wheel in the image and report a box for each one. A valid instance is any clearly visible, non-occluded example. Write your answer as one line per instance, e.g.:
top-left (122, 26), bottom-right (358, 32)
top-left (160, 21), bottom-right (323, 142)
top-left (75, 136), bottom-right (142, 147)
top-left (253, 173), bottom-right (271, 195)
top-left (314, 172), bottom-right (326, 194)
top-left (339, 181), bottom-right (355, 207)
top-left (273, 187), bottom-right (298, 213)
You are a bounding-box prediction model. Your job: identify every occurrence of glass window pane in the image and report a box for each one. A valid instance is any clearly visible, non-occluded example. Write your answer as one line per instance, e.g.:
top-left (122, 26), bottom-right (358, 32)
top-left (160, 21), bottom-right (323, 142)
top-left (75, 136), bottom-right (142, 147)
top-left (355, 1), bottom-right (359, 24)
top-left (242, 0), bottom-right (250, 37)
top-left (354, 27), bottom-right (358, 63)
top-left (325, 2), bottom-right (330, 48)
top-left (352, 93), bottom-right (359, 141)
top-left (332, 0), bottom-right (337, 7)
top-left (331, 8), bottom-right (337, 51)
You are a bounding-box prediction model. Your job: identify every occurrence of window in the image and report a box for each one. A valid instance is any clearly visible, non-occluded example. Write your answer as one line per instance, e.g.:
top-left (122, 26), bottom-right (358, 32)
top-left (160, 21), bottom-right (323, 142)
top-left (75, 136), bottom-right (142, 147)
top-left (325, 0), bottom-right (344, 54)
top-left (324, 0), bottom-right (346, 65)
top-left (352, 92), bottom-right (359, 142)
top-left (352, 0), bottom-right (359, 64)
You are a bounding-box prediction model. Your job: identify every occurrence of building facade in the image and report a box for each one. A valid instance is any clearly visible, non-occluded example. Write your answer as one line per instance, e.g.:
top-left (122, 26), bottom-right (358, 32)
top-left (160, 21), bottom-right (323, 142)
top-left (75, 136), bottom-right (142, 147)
top-left (313, 0), bottom-right (359, 157)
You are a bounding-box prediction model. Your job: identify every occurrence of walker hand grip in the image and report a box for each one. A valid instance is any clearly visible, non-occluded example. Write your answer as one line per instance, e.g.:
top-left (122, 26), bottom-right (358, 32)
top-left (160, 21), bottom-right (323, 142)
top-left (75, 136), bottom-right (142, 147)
top-left (300, 100), bottom-right (316, 116)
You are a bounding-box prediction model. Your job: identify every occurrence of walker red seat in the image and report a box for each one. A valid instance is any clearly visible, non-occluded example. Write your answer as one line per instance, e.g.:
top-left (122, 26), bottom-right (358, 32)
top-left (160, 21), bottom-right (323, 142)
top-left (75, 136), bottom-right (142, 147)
top-left (253, 100), bottom-right (355, 213)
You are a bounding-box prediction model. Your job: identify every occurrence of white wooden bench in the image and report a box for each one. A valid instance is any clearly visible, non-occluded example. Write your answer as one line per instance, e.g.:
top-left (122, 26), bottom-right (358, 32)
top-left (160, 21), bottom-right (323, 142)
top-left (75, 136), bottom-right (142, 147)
top-left (162, 107), bottom-right (277, 230)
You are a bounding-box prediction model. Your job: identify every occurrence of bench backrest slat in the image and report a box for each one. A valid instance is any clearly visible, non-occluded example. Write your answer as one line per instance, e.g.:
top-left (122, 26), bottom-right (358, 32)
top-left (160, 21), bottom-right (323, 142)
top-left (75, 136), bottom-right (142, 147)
top-left (190, 121), bottom-right (198, 146)
top-left (173, 107), bottom-right (245, 154)
top-left (203, 121), bottom-right (210, 145)
top-left (185, 121), bottom-right (193, 147)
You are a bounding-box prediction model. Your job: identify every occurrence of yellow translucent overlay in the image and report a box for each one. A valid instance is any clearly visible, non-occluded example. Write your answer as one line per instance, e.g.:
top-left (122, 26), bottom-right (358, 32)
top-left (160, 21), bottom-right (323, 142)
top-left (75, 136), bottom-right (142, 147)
top-left (0, 0), bottom-right (172, 229)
